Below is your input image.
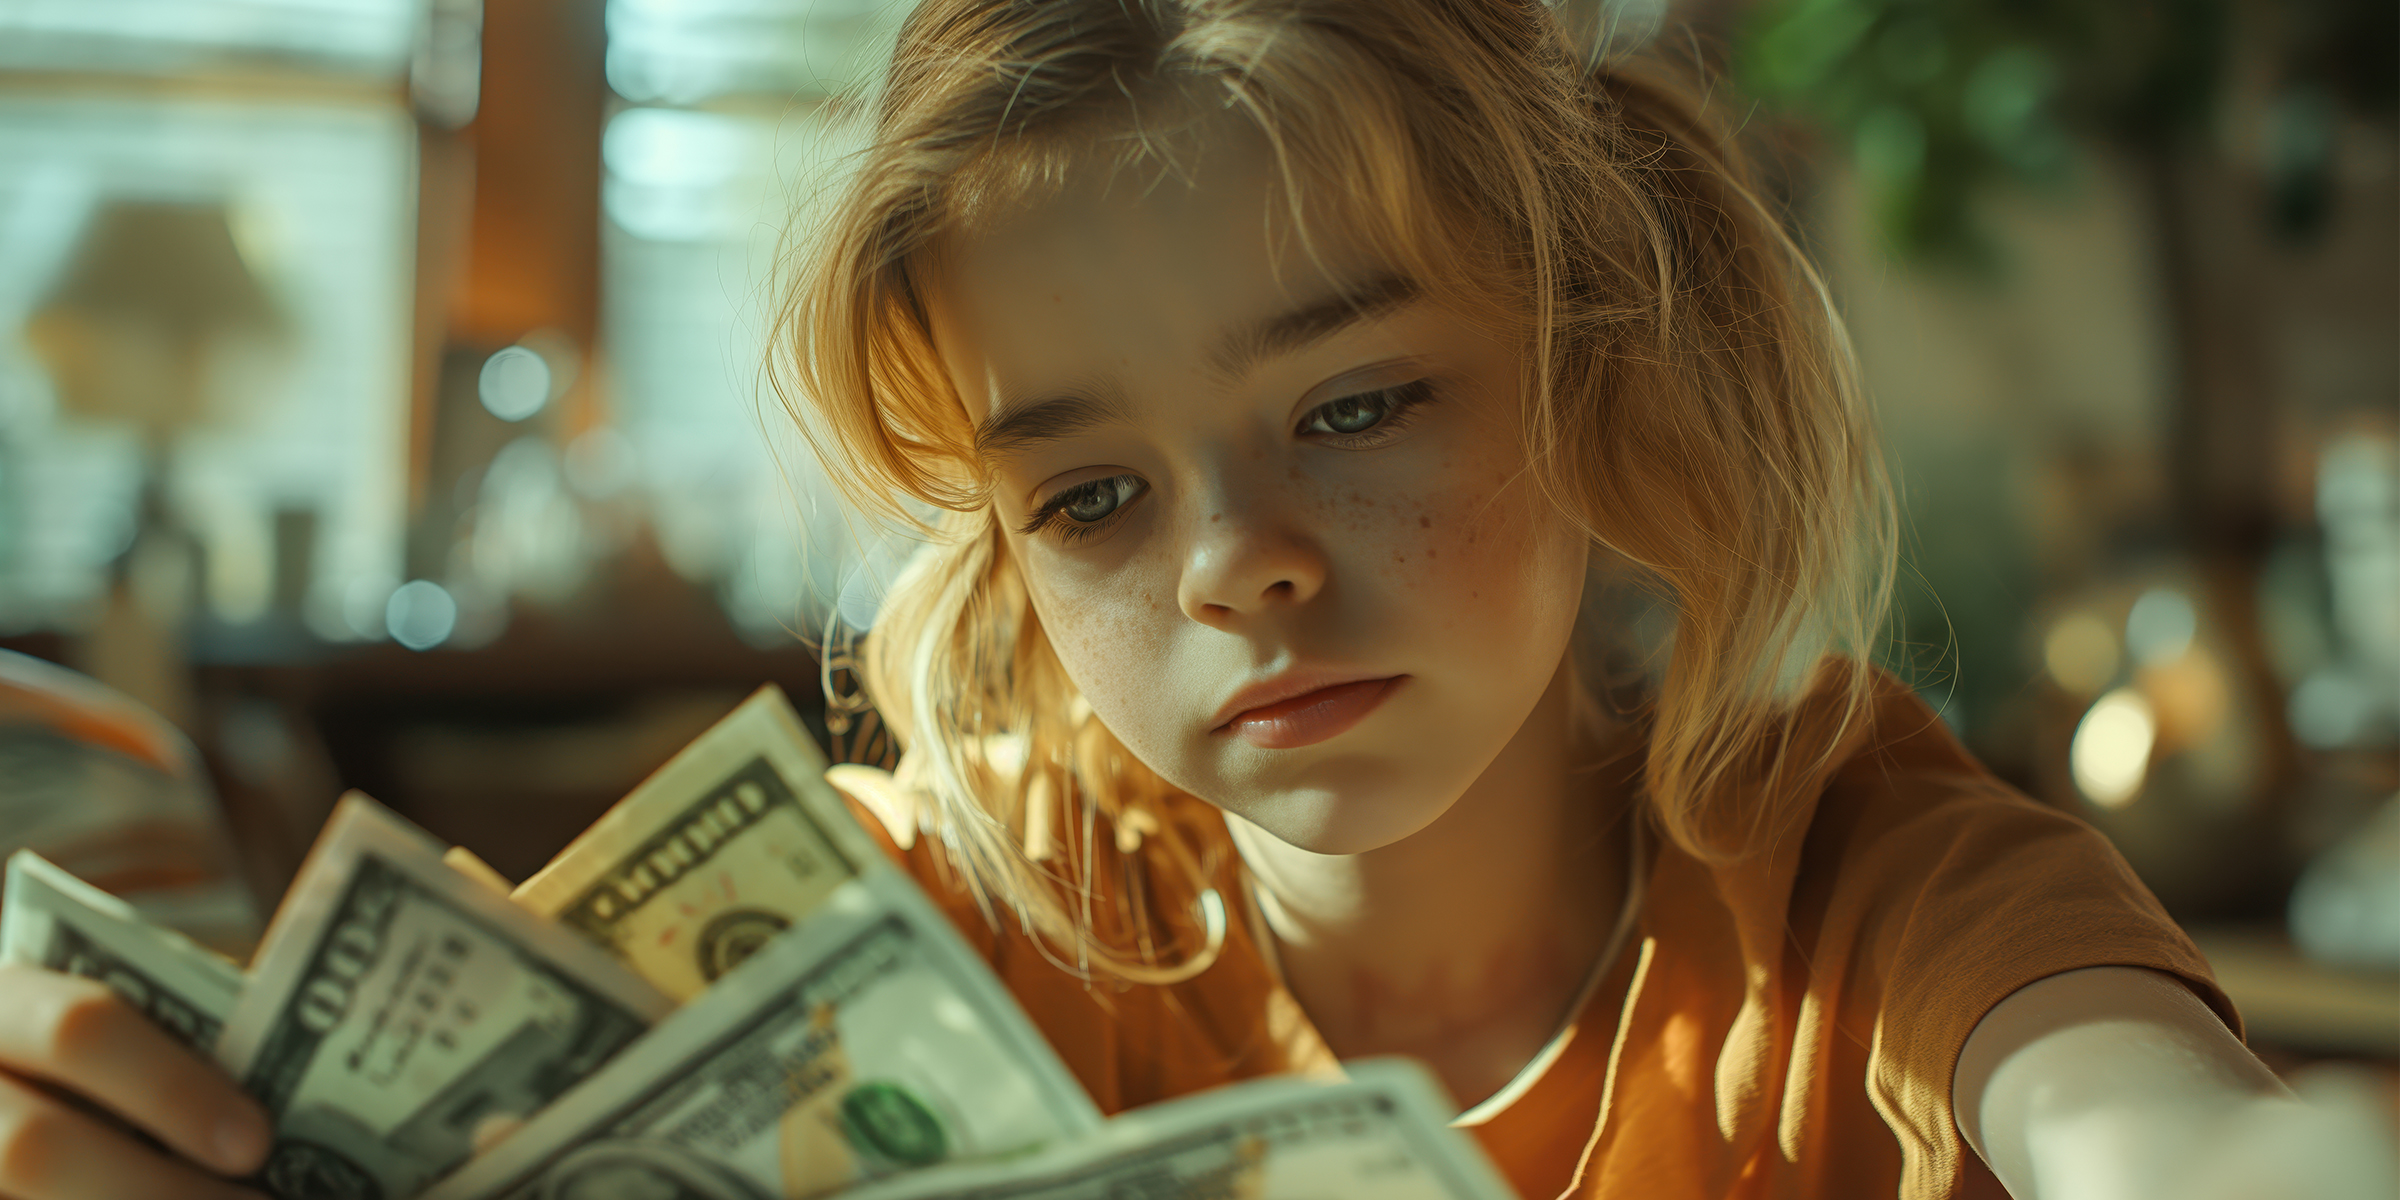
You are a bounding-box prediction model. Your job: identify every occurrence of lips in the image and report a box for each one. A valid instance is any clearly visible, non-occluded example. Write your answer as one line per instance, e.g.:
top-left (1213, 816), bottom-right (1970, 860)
top-left (1212, 674), bottom-right (1406, 750)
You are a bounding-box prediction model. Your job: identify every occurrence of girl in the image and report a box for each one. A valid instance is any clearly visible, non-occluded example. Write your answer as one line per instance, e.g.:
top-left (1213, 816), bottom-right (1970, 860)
top-left (0, 2), bottom-right (2376, 1198)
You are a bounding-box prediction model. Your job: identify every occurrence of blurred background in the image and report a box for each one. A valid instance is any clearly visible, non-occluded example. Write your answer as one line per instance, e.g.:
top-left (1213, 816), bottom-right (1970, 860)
top-left (0, 0), bottom-right (2391, 1087)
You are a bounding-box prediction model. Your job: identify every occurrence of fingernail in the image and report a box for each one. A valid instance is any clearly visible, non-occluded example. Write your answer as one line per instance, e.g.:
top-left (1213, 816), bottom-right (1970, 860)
top-left (215, 1113), bottom-right (270, 1173)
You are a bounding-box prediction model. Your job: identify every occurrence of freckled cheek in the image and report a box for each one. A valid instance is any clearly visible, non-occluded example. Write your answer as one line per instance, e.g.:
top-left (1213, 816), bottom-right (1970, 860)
top-left (1019, 551), bottom-right (1177, 720)
top-left (1376, 465), bottom-right (1551, 600)
top-left (1378, 518), bottom-right (1509, 628)
top-left (1372, 468), bottom-right (1574, 638)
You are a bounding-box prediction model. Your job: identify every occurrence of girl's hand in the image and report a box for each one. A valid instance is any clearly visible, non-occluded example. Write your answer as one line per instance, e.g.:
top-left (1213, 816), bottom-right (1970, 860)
top-left (0, 963), bottom-right (270, 1200)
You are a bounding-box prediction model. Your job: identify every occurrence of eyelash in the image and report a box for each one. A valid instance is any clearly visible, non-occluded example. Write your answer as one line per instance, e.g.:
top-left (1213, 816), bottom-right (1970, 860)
top-left (1016, 379), bottom-right (1439, 545)
top-left (1295, 378), bottom-right (1436, 447)
top-left (1016, 475), bottom-right (1144, 544)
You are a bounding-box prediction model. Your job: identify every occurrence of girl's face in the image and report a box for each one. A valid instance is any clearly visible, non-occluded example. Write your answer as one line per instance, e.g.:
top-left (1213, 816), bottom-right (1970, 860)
top-left (923, 126), bottom-right (1590, 855)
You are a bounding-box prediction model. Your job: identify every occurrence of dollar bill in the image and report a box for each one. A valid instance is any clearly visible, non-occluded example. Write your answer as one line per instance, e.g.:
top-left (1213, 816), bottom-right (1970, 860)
top-left (442, 846), bottom-right (514, 894)
top-left (512, 686), bottom-right (888, 1002)
top-left (840, 1059), bottom-right (1518, 1200)
top-left (420, 870), bottom-right (1106, 1200)
top-left (1, 849), bottom-right (243, 1052)
top-left (216, 793), bottom-right (675, 1200)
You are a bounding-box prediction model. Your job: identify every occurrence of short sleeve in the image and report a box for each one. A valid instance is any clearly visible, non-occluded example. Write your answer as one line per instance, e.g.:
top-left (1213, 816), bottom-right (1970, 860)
top-left (1821, 758), bottom-right (2240, 1197)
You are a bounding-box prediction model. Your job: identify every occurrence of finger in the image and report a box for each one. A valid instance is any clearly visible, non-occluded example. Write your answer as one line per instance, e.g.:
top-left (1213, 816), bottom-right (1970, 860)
top-left (0, 965), bottom-right (270, 1176)
top-left (0, 1073), bottom-right (265, 1200)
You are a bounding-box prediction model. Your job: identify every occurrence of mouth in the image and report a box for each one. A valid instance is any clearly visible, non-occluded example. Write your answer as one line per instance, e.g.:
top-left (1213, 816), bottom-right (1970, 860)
top-left (1213, 676), bottom-right (1406, 750)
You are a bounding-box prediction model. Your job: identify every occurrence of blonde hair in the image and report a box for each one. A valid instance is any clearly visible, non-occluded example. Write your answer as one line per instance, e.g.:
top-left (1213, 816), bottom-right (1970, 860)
top-left (774, 0), bottom-right (1895, 982)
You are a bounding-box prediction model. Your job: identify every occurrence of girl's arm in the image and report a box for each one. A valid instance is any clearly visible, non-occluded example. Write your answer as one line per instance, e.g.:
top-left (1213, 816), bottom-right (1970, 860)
top-left (1953, 964), bottom-right (2396, 1200)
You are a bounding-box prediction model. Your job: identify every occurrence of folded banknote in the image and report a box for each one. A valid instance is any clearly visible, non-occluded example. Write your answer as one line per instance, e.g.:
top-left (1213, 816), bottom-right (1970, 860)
top-left (420, 868), bottom-right (1104, 1200)
top-left (1, 848), bottom-right (243, 1051)
top-left (843, 1059), bottom-right (1517, 1200)
top-left (216, 794), bottom-right (675, 1200)
top-left (4, 684), bottom-right (1525, 1200)
top-left (514, 687), bottom-right (890, 1004)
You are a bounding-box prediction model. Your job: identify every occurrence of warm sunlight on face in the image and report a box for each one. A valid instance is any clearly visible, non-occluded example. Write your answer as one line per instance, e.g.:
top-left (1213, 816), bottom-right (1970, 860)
top-left (921, 120), bottom-right (1590, 855)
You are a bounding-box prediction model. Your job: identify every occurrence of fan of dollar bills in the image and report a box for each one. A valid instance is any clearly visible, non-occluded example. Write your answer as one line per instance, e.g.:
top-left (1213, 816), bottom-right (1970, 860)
top-left (2, 686), bottom-right (1520, 1200)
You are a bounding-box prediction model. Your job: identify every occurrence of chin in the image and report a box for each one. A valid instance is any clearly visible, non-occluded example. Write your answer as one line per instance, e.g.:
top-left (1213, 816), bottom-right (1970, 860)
top-left (1227, 783), bottom-right (1456, 857)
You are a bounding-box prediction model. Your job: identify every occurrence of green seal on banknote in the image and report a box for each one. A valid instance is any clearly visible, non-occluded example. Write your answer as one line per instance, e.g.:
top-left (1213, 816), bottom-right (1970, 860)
top-left (838, 1081), bottom-right (948, 1168)
top-left (261, 1137), bottom-right (380, 1200)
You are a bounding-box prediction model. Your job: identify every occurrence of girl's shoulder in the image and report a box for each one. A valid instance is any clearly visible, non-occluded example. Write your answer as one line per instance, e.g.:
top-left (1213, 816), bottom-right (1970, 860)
top-left (1700, 672), bottom-right (2230, 1022)
top-left (1616, 675), bottom-right (2239, 1195)
top-left (1791, 676), bottom-right (2195, 939)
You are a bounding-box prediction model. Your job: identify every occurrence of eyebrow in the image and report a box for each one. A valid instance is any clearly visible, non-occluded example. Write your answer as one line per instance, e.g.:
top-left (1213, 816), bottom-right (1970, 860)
top-left (1208, 272), bottom-right (1422, 385)
top-left (972, 272), bottom-right (1422, 464)
top-left (973, 390), bottom-right (1133, 462)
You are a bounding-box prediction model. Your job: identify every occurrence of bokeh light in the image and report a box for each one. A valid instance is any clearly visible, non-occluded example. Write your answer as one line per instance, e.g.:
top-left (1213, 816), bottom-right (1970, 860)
top-left (477, 345), bottom-right (552, 422)
top-left (2288, 797), bottom-right (2400, 970)
top-left (2043, 610), bottom-right (2119, 696)
top-left (2125, 587), bottom-right (2198, 667)
top-left (384, 579), bottom-right (457, 651)
top-left (2291, 670), bottom-right (2379, 750)
top-left (2140, 645), bottom-right (2231, 750)
top-left (2071, 686), bottom-right (2156, 809)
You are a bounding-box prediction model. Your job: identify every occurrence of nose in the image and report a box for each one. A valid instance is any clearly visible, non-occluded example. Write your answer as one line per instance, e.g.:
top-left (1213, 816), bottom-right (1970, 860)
top-left (1176, 498), bottom-right (1328, 629)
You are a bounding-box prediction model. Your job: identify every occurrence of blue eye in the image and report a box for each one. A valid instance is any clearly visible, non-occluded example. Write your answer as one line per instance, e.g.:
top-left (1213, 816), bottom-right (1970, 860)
top-left (1019, 474), bottom-right (1145, 544)
top-left (1057, 476), bottom-right (1136, 522)
top-left (1317, 394), bottom-right (1384, 434)
top-left (1298, 379), bottom-right (1435, 443)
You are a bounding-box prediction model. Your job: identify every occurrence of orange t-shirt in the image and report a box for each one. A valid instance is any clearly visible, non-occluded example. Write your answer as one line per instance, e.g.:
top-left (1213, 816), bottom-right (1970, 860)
top-left (840, 678), bottom-right (2240, 1199)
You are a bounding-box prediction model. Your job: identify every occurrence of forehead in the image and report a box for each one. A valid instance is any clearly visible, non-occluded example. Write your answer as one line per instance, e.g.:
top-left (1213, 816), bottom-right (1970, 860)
top-left (920, 122), bottom-right (1390, 421)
